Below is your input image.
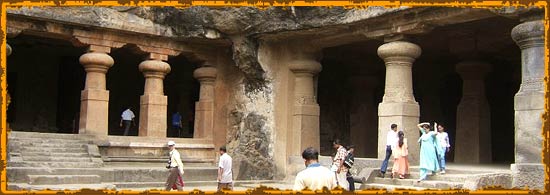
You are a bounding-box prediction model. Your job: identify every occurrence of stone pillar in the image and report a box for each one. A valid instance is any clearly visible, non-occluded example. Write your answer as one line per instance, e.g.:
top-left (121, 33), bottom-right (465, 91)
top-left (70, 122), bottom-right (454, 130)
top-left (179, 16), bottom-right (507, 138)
top-left (454, 61), bottom-right (492, 163)
top-left (193, 66), bottom-right (217, 139)
top-left (289, 59), bottom-right (322, 156)
top-left (78, 45), bottom-right (114, 136)
top-left (510, 13), bottom-right (544, 190)
top-left (138, 54), bottom-right (171, 137)
top-left (349, 76), bottom-right (378, 158)
top-left (377, 40), bottom-right (421, 164)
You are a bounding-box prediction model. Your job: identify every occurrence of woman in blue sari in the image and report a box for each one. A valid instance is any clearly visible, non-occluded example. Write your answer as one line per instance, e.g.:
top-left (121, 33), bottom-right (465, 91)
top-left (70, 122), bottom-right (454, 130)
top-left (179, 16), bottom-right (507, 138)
top-left (417, 122), bottom-right (440, 182)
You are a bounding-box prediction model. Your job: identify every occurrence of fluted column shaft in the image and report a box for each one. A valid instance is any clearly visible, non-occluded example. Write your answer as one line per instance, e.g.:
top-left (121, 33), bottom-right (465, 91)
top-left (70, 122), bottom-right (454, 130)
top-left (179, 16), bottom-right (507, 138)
top-left (193, 66), bottom-right (217, 139)
top-left (377, 41), bottom-right (421, 164)
top-left (138, 55), bottom-right (171, 138)
top-left (510, 15), bottom-right (544, 190)
top-left (78, 45), bottom-right (114, 136)
top-left (289, 59), bottom-right (322, 156)
top-left (454, 61), bottom-right (491, 163)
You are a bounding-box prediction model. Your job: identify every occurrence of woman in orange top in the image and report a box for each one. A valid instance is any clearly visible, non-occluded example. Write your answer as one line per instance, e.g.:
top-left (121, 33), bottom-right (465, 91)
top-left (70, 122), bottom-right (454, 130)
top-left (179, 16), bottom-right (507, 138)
top-left (391, 131), bottom-right (409, 179)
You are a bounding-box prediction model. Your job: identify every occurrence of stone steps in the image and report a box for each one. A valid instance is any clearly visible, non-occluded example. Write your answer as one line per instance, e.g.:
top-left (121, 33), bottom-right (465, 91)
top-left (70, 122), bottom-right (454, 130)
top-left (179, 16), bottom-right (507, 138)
top-left (28, 175), bottom-right (101, 185)
top-left (21, 152), bottom-right (90, 157)
top-left (24, 142), bottom-right (88, 148)
top-left (113, 181), bottom-right (219, 188)
top-left (21, 146), bottom-right (88, 153)
top-left (372, 177), bottom-right (463, 189)
top-left (8, 131), bottom-right (94, 140)
top-left (9, 161), bottom-right (103, 168)
top-left (22, 156), bottom-right (93, 162)
top-left (9, 138), bottom-right (88, 143)
top-left (8, 183), bottom-right (116, 191)
top-left (362, 183), bottom-right (427, 191)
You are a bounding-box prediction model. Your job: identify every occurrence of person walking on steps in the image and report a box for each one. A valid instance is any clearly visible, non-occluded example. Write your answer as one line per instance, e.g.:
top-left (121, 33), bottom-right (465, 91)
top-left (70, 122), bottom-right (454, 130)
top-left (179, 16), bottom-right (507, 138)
top-left (331, 139), bottom-right (349, 190)
top-left (165, 141), bottom-right (184, 191)
top-left (391, 131), bottom-right (410, 179)
top-left (436, 122), bottom-right (450, 174)
top-left (417, 122), bottom-right (440, 182)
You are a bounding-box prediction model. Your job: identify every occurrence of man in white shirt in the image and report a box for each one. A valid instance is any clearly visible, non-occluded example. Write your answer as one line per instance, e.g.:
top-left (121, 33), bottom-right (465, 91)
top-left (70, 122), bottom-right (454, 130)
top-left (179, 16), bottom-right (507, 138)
top-left (217, 146), bottom-right (233, 191)
top-left (294, 147), bottom-right (337, 191)
top-left (120, 107), bottom-right (135, 136)
top-left (379, 124), bottom-right (398, 178)
top-left (436, 123), bottom-right (450, 174)
top-left (165, 141), bottom-right (184, 191)
top-left (332, 139), bottom-right (349, 190)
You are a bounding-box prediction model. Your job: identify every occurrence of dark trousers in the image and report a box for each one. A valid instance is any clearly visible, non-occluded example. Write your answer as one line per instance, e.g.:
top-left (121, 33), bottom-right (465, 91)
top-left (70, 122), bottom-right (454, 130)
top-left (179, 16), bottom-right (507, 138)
top-left (123, 120), bottom-right (132, 136)
top-left (380, 145), bottom-right (392, 174)
top-left (165, 167), bottom-right (183, 191)
top-left (346, 176), bottom-right (355, 191)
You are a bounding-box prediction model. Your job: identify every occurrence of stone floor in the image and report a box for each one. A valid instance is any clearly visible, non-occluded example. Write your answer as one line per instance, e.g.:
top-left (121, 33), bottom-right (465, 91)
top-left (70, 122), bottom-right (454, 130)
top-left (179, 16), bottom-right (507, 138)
top-left (9, 162), bottom-right (511, 192)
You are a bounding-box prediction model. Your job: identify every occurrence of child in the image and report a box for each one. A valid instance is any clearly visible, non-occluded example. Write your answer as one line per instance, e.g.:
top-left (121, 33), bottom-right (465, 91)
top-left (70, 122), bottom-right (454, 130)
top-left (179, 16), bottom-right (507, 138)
top-left (392, 131), bottom-right (409, 179)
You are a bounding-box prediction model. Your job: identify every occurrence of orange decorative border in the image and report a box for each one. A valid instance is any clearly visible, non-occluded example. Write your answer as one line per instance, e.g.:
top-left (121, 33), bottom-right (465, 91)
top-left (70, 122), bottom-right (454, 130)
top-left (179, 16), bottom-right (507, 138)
top-left (1, 0), bottom-right (548, 194)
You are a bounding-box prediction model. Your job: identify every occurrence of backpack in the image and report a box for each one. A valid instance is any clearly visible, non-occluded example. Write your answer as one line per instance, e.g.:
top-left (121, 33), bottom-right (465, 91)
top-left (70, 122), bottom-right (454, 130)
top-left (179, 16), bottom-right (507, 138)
top-left (343, 153), bottom-right (354, 169)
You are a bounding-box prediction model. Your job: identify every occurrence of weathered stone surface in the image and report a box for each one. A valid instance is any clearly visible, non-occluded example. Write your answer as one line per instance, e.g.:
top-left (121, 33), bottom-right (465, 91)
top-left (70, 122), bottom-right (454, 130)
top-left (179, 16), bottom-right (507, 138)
top-left (463, 173), bottom-right (512, 190)
top-left (511, 163), bottom-right (544, 190)
top-left (228, 109), bottom-right (274, 180)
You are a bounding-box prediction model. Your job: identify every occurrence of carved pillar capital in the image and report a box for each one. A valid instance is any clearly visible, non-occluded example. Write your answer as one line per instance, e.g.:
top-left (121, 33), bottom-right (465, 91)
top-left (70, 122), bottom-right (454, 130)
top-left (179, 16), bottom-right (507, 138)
top-left (377, 41), bottom-right (421, 65)
top-left (139, 54), bottom-right (171, 96)
top-left (6, 43), bottom-right (12, 56)
top-left (139, 60), bottom-right (171, 79)
top-left (193, 66), bottom-right (218, 84)
top-left (511, 20), bottom-right (544, 50)
top-left (288, 59), bottom-right (322, 75)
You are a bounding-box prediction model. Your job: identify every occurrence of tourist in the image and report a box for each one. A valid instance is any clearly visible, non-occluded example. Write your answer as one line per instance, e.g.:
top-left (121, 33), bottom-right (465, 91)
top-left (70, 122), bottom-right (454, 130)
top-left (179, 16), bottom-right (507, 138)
top-left (344, 145), bottom-right (355, 191)
top-left (417, 122), bottom-right (440, 182)
top-left (379, 124), bottom-right (398, 178)
top-left (218, 146), bottom-right (233, 191)
top-left (293, 147), bottom-right (337, 191)
top-left (436, 123), bottom-right (450, 174)
top-left (391, 131), bottom-right (409, 179)
top-left (165, 141), bottom-right (184, 191)
top-left (120, 106), bottom-right (135, 136)
top-left (172, 111), bottom-right (183, 137)
top-left (331, 139), bottom-right (349, 190)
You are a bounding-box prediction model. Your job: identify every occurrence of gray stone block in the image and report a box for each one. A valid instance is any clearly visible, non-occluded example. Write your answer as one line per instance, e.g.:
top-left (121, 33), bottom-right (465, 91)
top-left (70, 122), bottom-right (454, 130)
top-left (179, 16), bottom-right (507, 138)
top-left (463, 173), bottom-right (512, 191)
top-left (511, 163), bottom-right (543, 190)
top-left (27, 175), bottom-right (101, 185)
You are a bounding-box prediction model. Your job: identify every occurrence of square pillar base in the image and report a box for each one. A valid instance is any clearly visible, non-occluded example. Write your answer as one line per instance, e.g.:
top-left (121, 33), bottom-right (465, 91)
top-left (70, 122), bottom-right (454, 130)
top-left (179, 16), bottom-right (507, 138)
top-left (290, 104), bottom-right (320, 156)
top-left (378, 102), bottom-right (419, 164)
top-left (194, 101), bottom-right (214, 139)
top-left (79, 89), bottom-right (109, 136)
top-left (139, 94), bottom-right (168, 138)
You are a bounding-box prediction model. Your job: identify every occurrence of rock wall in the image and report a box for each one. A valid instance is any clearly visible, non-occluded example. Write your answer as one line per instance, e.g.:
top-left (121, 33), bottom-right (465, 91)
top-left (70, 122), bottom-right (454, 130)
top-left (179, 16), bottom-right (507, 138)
top-left (226, 84), bottom-right (275, 180)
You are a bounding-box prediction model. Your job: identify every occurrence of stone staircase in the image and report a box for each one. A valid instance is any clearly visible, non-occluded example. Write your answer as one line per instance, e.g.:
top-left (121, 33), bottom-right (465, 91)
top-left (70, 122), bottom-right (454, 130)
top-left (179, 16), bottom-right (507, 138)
top-left (7, 131), bottom-right (112, 190)
top-left (7, 131), bottom-right (220, 190)
top-left (361, 165), bottom-right (512, 191)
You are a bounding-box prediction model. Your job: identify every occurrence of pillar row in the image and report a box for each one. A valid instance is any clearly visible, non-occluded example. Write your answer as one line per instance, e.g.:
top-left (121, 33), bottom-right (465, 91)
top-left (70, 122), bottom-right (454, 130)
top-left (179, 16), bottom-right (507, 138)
top-left (377, 40), bottom-right (421, 164)
top-left (289, 59), bottom-right (321, 156)
top-left (138, 54), bottom-right (171, 138)
top-left (193, 66), bottom-right (217, 139)
top-left (454, 61), bottom-right (491, 164)
top-left (510, 15), bottom-right (544, 190)
top-left (78, 45), bottom-right (114, 136)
